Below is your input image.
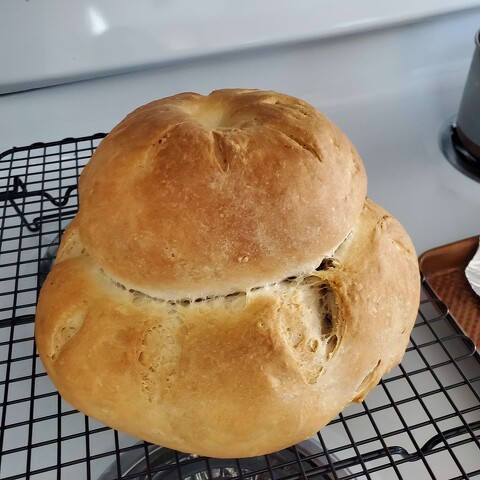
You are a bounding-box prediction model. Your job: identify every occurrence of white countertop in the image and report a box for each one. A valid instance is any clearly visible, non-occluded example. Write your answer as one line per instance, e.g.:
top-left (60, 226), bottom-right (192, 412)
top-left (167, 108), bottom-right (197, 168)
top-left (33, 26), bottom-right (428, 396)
top-left (1, 6), bottom-right (480, 255)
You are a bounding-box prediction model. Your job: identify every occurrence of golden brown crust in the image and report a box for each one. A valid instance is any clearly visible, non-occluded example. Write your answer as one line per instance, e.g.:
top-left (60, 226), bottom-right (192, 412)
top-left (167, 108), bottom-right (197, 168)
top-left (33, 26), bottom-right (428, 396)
top-left (35, 199), bottom-right (420, 458)
top-left (35, 90), bottom-right (419, 457)
top-left (77, 89), bottom-right (367, 299)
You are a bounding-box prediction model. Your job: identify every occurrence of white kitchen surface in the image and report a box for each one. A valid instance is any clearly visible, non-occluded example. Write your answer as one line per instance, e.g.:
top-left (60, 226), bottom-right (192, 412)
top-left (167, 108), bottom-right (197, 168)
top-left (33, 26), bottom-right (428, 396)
top-left (2, 0), bottom-right (480, 93)
top-left (1, 6), bottom-right (480, 255)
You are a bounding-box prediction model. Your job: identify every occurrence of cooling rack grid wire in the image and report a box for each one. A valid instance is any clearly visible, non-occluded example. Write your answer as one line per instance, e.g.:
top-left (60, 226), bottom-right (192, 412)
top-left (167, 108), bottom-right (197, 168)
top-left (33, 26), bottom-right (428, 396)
top-left (0, 135), bottom-right (479, 480)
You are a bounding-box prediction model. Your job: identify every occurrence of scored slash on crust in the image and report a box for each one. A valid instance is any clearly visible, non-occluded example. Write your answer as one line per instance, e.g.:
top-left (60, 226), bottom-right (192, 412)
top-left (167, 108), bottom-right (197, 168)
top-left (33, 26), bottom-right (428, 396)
top-left (286, 134), bottom-right (323, 163)
top-left (212, 131), bottom-right (230, 173)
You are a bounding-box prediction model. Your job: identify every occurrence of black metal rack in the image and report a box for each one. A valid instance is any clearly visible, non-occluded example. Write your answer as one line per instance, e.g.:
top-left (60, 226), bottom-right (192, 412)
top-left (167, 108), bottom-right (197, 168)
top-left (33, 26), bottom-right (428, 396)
top-left (0, 135), bottom-right (479, 480)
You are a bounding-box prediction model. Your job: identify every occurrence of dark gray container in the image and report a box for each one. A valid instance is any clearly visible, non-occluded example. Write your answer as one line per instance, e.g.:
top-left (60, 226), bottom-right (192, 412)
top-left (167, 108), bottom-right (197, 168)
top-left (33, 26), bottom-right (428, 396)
top-left (440, 29), bottom-right (480, 181)
top-left (456, 29), bottom-right (480, 159)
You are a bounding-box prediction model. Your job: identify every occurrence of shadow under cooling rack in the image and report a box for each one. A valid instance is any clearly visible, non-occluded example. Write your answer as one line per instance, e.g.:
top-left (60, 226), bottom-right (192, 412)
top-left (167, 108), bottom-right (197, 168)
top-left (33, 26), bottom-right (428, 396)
top-left (0, 135), bottom-right (479, 480)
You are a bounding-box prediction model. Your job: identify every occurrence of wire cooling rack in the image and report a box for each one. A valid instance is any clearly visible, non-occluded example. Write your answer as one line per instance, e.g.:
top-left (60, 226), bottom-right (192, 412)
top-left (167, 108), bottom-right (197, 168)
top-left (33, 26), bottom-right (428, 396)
top-left (0, 135), bottom-right (479, 480)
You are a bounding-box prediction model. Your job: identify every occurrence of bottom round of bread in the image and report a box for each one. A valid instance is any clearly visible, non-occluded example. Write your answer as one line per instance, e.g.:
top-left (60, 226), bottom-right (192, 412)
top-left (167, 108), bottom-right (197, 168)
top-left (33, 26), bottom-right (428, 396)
top-left (35, 199), bottom-right (420, 458)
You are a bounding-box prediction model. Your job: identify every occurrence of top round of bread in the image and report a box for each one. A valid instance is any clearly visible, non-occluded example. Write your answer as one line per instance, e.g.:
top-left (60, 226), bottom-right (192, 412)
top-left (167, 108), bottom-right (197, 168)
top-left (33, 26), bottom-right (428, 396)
top-left (78, 89), bottom-right (367, 299)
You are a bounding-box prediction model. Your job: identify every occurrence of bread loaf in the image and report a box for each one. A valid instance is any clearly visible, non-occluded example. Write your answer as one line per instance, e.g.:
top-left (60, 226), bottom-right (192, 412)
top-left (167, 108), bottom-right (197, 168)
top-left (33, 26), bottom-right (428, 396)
top-left (35, 89), bottom-right (420, 458)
